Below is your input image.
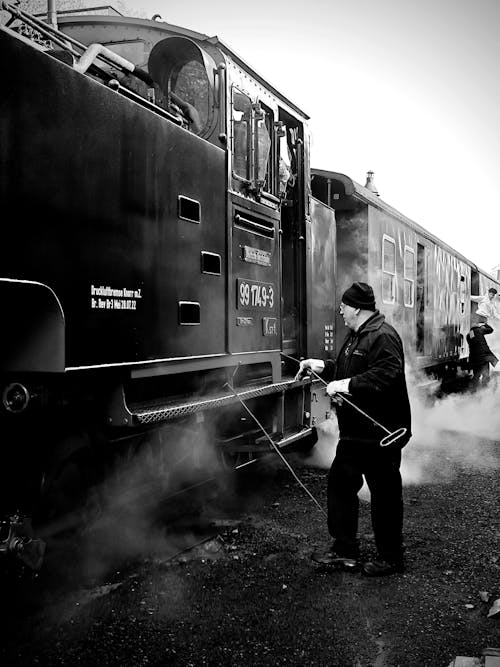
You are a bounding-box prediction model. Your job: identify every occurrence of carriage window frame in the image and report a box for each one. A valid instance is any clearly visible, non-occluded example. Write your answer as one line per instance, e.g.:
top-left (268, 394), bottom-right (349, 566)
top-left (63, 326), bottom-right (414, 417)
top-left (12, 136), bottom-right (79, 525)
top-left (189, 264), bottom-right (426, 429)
top-left (403, 245), bottom-right (415, 307)
top-left (382, 234), bottom-right (396, 304)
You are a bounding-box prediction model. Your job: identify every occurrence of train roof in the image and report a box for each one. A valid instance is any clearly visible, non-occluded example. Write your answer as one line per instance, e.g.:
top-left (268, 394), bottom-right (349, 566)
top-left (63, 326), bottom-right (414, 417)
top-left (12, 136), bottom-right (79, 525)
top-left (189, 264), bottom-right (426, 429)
top-left (56, 13), bottom-right (310, 120)
top-left (312, 168), bottom-right (498, 282)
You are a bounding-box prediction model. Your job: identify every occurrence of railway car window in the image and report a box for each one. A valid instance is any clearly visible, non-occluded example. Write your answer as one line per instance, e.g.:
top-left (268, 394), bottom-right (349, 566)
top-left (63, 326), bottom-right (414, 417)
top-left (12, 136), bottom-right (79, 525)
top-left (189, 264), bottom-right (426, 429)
top-left (404, 246), bottom-right (415, 307)
top-left (232, 89), bottom-right (252, 181)
top-left (382, 235), bottom-right (396, 303)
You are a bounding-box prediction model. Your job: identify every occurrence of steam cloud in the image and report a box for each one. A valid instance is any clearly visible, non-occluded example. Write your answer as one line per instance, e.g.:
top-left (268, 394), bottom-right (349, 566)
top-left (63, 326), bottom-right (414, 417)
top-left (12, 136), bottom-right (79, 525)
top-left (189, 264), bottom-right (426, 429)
top-left (307, 368), bottom-right (500, 493)
top-left (71, 339), bottom-right (500, 578)
top-left (79, 419), bottom-right (231, 581)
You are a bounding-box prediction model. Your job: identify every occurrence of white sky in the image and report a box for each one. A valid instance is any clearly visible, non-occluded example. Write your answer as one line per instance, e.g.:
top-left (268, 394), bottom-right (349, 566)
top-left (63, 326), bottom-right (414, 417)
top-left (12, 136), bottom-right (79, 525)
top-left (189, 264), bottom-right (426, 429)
top-left (124, 0), bottom-right (500, 274)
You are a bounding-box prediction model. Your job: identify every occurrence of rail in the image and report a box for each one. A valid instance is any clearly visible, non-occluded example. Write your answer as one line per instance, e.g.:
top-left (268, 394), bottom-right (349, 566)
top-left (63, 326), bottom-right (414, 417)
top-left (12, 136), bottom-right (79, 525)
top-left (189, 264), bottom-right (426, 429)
top-left (234, 213), bottom-right (275, 238)
top-left (132, 377), bottom-right (306, 424)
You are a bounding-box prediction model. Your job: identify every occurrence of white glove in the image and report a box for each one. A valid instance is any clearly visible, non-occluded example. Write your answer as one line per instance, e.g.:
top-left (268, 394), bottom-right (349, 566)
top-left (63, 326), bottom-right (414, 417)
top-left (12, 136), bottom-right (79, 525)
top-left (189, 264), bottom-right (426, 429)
top-left (326, 378), bottom-right (351, 396)
top-left (294, 358), bottom-right (325, 381)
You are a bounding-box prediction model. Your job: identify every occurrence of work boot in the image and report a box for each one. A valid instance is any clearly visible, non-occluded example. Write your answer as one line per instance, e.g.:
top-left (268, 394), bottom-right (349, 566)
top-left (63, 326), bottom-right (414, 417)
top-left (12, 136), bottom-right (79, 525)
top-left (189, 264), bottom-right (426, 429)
top-left (311, 546), bottom-right (358, 570)
top-left (361, 559), bottom-right (405, 577)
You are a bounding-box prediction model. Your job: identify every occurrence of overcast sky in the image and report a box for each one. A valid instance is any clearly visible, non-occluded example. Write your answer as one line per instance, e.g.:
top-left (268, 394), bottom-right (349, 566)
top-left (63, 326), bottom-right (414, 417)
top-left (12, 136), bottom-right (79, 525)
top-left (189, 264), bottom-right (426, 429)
top-left (124, 0), bottom-right (499, 274)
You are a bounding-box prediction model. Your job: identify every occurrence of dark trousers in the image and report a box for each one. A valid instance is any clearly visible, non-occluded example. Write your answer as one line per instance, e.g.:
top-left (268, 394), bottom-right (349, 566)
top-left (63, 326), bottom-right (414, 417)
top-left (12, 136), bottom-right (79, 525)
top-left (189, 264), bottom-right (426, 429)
top-left (327, 438), bottom-right (404, 562)
top-left (472, 363), bottom-right (490, 387)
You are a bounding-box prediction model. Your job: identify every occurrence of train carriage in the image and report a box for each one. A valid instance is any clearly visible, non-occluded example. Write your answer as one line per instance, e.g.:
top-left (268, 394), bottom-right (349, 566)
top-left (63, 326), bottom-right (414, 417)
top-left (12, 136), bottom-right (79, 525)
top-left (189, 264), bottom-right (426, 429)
top-left (311, 169), bottom-right (500, 375)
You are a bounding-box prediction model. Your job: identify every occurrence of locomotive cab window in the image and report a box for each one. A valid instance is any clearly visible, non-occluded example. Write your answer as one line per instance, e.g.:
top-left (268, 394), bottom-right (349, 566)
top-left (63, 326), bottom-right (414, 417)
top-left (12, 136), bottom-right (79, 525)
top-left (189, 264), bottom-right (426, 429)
top-left (279, 132), bottom-right (293, 196)
top-left (255, 102), bottom-right (274, 195)
top-left (169, 60), bottom-right (210, 133)
top-left (232, 88), bottom-right (252, 182)
top-left (382, 235), bottom-right (396, 304)
top-left (148, 37), bottom-right (215, 136)
top-left (403, 246), bottom-right (415, 307)
top-left (231, 90), bottom-right (275, 197)
top-left (278, 122), bottom-right (300, 200)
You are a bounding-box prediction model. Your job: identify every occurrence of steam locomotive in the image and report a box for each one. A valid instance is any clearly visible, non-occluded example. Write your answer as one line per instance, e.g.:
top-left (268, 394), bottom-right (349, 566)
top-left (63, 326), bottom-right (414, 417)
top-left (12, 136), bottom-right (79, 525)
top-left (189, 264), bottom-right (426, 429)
top-left (0, 2), bottom-right (498, 568)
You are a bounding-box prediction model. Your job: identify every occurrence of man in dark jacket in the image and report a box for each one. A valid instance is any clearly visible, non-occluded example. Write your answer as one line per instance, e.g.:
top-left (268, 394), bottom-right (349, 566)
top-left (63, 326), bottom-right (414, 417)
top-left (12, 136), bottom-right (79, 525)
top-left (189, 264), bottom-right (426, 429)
top-left (296, 282), bottom-right (411, 576)
top-left (466, 323), bottom-right (498, 388)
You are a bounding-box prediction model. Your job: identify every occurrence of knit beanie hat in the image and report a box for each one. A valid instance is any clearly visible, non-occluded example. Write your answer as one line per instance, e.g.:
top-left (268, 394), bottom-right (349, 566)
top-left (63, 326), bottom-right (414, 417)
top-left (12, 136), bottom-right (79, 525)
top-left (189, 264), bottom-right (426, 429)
top-left (341, 282), bottom-right (376, 310)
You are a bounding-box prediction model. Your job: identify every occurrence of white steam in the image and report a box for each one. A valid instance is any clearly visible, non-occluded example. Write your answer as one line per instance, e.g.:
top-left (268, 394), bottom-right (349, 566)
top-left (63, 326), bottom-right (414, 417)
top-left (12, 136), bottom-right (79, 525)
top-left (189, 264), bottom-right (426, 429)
top-left (305, 372), bottom-right (500, 494)
top-left (79, 420), bottom-right (229, 580)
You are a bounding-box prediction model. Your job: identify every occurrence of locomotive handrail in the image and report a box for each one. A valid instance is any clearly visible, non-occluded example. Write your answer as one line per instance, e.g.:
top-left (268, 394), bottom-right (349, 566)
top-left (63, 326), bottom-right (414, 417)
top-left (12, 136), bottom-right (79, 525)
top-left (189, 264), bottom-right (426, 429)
top-left (2, 3), bottom-right (152, 89)
top-left (1, 3), bottom-right (81, 55)
top-left (217, 63), bottom-right (227, 143)
top-left (106, 80), bottom-right (183, 125)
top-left (234, 213), bottom-right (275, 237)
top-left (131, 376), bottom-right (316, 425)
top-left (2, 3), bottom-right (77, 50)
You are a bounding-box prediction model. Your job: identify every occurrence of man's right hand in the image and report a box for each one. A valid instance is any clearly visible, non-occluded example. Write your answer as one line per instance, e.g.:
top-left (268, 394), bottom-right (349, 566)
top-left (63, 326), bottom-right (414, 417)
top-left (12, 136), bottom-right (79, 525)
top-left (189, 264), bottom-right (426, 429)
top-left (294, 358), bottom-right (325, 381)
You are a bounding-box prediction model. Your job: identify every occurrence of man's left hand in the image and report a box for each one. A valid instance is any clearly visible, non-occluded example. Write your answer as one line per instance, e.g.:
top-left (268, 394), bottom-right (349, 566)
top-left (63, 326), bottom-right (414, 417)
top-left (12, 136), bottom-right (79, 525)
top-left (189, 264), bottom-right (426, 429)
top-left (326, 379), bottom-right (351, 396)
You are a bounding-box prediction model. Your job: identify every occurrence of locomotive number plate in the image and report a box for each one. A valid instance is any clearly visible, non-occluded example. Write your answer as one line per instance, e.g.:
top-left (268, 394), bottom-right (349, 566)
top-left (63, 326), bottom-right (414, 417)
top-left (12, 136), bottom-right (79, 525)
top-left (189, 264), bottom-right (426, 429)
top-left (237, 279), bottom-right (275, 309)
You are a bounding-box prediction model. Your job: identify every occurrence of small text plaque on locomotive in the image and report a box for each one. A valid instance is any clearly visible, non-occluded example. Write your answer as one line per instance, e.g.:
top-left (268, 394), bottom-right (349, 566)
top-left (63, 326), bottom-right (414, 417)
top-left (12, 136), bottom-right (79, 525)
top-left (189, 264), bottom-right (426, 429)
top-left (236, 316), bottom-right (255, 327)
top-left (90, 284), bottom-right (142, 311)
top-left (242, 245), bottom-right (271, 267)
top-left (262, 317), bottom-right (278, 336)
top-left (237, 279), bottom-right (275, 310)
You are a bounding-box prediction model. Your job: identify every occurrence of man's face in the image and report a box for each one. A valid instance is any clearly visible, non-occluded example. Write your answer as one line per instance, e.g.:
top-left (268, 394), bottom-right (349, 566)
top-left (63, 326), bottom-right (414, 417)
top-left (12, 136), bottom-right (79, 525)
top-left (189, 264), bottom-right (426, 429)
top-left (488, 291), bottom-right (497, 300)
top-left (339, 302), bottom-right (358, 330)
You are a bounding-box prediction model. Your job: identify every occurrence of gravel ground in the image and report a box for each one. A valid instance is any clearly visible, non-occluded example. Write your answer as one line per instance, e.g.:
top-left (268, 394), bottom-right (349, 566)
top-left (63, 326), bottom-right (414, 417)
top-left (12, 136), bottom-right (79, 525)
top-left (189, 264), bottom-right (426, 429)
top-left (2, 432), bottom-right (500, 667)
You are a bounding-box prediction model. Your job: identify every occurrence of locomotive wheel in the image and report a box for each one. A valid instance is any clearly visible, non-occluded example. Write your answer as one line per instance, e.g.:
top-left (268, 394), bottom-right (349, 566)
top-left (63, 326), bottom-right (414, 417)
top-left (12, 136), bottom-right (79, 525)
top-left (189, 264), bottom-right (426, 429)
top-left (36, 443), bottom-right (102, 537)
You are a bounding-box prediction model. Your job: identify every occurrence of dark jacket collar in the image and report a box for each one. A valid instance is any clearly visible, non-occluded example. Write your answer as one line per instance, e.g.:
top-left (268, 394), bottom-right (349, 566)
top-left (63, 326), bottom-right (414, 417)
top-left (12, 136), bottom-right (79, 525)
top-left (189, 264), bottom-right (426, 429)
top-left (356, 310), bottom-right (385, 335)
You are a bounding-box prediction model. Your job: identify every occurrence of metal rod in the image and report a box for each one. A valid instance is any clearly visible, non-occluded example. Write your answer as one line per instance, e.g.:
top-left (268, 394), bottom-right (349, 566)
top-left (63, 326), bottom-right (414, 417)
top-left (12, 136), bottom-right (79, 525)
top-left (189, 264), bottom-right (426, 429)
top-left (224, 382), bottom-right (327, 517)
top-left (281, 352), bottom-right (406, 441)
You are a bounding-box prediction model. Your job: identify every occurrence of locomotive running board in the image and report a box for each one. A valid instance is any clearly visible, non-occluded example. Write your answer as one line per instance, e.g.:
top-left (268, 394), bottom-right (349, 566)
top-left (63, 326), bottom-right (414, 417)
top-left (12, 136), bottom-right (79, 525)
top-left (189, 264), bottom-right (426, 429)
top-left (256, 427), bottom-right (316, 449)
top-left (106, 378), bottom-right (320, 427)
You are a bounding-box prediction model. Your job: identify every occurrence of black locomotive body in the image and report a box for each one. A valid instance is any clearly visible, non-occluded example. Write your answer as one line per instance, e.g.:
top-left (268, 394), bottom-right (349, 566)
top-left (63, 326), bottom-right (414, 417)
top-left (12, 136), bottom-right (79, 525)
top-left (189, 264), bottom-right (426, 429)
top-left (0, 4), bottom-right (498, 567)
top-left (0, 3), bottom-right (335, 562)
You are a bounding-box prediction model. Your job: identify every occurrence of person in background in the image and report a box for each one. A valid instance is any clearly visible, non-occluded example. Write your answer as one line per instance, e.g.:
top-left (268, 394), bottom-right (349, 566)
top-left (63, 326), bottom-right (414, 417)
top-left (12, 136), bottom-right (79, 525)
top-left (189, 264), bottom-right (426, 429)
top-left (471, 288), bottom-right (499, 325)
top-left (466, 322), bottom-right (498, 388)
top-left (296, 282), bottom-right (411, 577)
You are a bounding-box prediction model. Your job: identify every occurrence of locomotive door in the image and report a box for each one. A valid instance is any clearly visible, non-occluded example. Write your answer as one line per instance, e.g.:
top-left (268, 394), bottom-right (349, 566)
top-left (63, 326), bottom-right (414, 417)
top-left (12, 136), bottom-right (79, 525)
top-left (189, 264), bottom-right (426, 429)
top-left (278, 108), bottom-right (307, 359)
top-left (307, 198), bottom-right (336, 359)
top-left (228, 88), bottom-right (281, 355)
